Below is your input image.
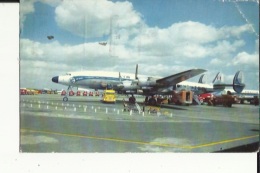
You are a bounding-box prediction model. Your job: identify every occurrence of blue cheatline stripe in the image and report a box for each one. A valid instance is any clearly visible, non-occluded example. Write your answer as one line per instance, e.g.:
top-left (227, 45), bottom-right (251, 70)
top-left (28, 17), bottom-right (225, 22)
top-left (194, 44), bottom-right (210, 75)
top-left (73, 76), bottom-right (133, 82)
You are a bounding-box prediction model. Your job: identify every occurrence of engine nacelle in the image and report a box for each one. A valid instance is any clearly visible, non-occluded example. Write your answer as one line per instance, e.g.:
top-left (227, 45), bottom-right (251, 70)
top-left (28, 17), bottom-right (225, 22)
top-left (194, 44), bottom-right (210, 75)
top-left (213, 82), bottom-right (226, 90)
top-left (118, 80), bottom-right (139, 90)
top-left (138, 76), bottom-right (158, 87)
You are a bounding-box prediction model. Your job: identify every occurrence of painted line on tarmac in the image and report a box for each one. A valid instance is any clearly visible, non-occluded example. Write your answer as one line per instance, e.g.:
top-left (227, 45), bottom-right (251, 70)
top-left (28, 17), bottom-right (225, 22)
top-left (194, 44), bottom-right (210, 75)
top-left (21, 128), bottom-right (259, 150)
top-left (21, 128), bottom-right (191, 149)
top-left (189, 135), bottom-right (259, 149)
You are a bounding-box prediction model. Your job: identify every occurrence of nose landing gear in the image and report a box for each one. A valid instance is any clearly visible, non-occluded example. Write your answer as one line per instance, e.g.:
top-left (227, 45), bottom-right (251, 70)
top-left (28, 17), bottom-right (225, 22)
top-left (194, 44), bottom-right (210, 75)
top-left (62, 85), bottom-right (72, 102)
top-left (63, 97), bottom-right (68, 102)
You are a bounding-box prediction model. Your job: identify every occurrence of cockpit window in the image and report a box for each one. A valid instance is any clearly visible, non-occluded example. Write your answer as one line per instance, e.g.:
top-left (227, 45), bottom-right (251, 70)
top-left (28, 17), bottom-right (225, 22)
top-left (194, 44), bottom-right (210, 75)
top-left (66, 73), bottom-right (71, 76)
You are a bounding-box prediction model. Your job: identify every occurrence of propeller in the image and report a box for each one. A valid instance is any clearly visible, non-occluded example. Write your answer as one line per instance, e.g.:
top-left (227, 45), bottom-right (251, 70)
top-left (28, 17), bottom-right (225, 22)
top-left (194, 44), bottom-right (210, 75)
top-left (119, 72), bottom-right (122, 82)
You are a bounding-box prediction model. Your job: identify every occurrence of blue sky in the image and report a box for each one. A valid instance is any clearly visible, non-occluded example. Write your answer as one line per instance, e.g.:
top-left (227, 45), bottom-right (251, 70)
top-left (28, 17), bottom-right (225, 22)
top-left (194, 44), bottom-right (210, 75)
top-left (20, 0), bottom-right (259, 90)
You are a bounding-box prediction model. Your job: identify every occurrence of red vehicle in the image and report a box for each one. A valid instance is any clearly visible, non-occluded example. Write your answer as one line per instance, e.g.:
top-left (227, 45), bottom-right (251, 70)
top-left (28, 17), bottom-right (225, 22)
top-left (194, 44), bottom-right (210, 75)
top-left (211, 94), bottom-right (237, 107)
top-left (83, 91), bottom-right (88, 96)
top-left (20, 88), bottom-right (28, 95)
top-left (198, 93), bottom-right (213, 104)
top-left (199, 92), bottom-right (237, 107)
top-left (61, 90), bottom-right (66, 96)
top-left (76, 91), bottom-right (81, 96)
top-left (69, 90), bottom-right (74, 96)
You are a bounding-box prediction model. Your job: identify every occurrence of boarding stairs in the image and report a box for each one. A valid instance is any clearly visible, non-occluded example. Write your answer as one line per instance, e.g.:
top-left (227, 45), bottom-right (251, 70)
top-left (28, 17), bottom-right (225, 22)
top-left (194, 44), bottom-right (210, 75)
top-left (135, 102), bottom-right (142, 112)
top-left (193, 93), bottom-right (201, 105)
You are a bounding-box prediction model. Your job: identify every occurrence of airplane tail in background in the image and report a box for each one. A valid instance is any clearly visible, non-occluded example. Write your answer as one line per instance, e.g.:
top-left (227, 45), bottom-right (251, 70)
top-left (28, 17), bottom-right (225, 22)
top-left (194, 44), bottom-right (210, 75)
top-left (233, 71), bottom-right (245, 93)
top-left (213, 71), bottom-right (245, 93)
top-left (198, 74), bottom-right (206, 84)
top-left (198, 72), bottom-right (223, 84)
top-left (212, 72), bottom-right (224, 83)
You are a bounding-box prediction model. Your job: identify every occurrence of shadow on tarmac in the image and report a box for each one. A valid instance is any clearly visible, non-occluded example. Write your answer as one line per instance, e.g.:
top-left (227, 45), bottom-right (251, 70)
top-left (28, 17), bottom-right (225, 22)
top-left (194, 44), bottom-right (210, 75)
top-left (214, 142), bottom-right (259, 152)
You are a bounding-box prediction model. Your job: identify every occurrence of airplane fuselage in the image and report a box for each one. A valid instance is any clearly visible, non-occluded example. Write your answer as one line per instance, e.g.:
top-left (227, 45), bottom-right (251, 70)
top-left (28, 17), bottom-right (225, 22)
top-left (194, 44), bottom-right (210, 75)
top-left (52, 71), bottom-right (137, 91)
top-left (52, 69), bottom-right (206, 95)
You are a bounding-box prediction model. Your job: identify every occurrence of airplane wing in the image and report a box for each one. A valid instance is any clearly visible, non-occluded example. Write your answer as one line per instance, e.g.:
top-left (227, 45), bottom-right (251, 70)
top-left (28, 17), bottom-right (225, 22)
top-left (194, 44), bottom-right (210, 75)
top-left (156, 69), bottom-right (206, 85)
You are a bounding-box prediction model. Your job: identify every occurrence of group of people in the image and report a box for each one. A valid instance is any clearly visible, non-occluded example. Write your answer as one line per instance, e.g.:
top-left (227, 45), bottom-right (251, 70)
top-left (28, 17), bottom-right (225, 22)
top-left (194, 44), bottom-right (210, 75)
top-left (123, 94), bottom-right (160, 112)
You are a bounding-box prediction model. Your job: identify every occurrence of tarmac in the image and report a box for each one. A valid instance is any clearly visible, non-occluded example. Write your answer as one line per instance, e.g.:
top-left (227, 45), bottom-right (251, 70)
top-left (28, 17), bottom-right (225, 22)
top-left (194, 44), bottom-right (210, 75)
top-left (20, 94), bottom-right (259, 152)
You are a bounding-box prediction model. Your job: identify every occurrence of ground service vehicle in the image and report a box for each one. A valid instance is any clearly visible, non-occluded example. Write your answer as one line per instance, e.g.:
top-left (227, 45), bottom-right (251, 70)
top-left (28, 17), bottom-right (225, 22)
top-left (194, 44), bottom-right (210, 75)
top-left (198, 93), bottom-right (212, 104)
top-left (169, 90), bottom-right (193, 105)
top-left (102, 89), bottom-right (116, 103)
top-left (61, 90), bottom-right (66, 96)
top-left (207, 91), bottom-right (238, 107)
top-left (20, 88), bottom-right (28, 95)
top-left (210, 95), bottom-right (237, 107)
top-left (83, 91), bottom-right (88, 96)
top-left (69, 90), bottom-right (74, 96)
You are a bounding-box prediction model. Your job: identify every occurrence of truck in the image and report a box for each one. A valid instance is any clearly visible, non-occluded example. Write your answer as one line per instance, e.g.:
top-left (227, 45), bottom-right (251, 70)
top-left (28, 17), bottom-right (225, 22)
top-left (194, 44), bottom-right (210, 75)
top-left (207, 91), bottom-right (238, 107)
top-left (102, 89), bottom-right (116, 103)
top-left (169, 90), bottom-right (193, 106)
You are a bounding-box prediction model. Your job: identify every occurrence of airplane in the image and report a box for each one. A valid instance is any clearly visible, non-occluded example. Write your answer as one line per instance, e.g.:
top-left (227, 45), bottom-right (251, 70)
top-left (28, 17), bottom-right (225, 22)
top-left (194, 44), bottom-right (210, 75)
top-left (197, 71), bottom-right (259, 104)
top-left (180, 71), bottom-right (258, 104)
top-left (47, 35), bottom-right (54, 40)
top-left (174, 71), bottom-right (246, 94)
top-left (224, 88), bottom-right (259, 104)
top-left (98, 42), bottom-right (107, 46)
top-left (51, 65), bottom-right (206, 101)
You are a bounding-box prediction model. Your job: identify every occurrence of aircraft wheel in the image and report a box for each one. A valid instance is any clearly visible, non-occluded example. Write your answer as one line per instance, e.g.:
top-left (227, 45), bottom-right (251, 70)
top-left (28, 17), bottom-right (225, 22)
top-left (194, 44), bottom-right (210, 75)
top-left (63, 97), bottom-right (68, 102)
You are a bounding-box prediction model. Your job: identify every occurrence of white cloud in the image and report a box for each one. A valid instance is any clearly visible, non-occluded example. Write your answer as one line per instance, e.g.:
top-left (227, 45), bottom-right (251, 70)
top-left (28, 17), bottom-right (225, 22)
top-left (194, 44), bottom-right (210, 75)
top-left (210, 58), bottom-right (223, 65)
top-left (55, 0), bottom-right (142, 38)
top-left (231, 52), bottom-right (259, 67)
top-left (20, 0), bottom-right (35, 29)
top-left (40, 0), bottom-right (63, 7)
top-left (219, 24), bottom-right (252, 38)
top-left (130, 21), bottom-right (248, 61)
top-left (20, 0), bottom-right (62, 29)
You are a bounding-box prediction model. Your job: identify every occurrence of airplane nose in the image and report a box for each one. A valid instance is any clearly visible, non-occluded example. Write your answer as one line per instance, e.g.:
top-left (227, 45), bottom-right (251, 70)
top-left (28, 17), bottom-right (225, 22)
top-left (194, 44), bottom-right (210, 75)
top-left (52, 76), bottom-right (58, 83)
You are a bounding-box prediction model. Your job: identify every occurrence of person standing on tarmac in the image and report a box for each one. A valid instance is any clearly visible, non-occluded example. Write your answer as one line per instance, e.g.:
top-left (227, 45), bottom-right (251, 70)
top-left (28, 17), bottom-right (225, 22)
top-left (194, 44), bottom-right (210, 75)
top-left (129, 94), bottom-right (136, 104)
top-left (148, 95), bottom-right (157, 106)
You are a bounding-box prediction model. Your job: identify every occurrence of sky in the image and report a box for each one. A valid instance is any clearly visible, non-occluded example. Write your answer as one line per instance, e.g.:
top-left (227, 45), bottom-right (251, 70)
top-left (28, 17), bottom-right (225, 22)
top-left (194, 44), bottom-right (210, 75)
top-left (19, 0), bottom-right (259, 90)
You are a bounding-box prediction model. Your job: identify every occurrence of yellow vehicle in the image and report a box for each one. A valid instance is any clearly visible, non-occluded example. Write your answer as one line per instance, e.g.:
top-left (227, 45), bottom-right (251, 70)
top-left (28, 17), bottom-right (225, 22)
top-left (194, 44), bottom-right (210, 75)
top-left (102, 89), bottom-right (116, 103)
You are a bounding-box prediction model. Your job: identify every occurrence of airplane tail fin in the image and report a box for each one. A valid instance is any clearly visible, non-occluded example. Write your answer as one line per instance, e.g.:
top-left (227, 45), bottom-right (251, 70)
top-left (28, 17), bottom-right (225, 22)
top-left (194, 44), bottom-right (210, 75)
top-left (233, 71), bottom-right (245, 93)
top-left (198, 74), bottom-right (207, 84)
top-left (212, 72), bottom-right (224, 83)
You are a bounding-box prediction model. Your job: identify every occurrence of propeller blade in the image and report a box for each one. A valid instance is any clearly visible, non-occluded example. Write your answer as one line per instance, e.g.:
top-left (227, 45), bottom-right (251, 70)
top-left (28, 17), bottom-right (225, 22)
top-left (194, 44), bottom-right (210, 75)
top-left (135, 64), bottom-right (138, 80)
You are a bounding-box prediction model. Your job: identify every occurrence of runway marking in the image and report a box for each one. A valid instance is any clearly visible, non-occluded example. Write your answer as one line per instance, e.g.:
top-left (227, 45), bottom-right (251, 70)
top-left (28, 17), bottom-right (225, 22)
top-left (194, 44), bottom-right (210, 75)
top-left (21, 128), bottom-right (259, 150)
